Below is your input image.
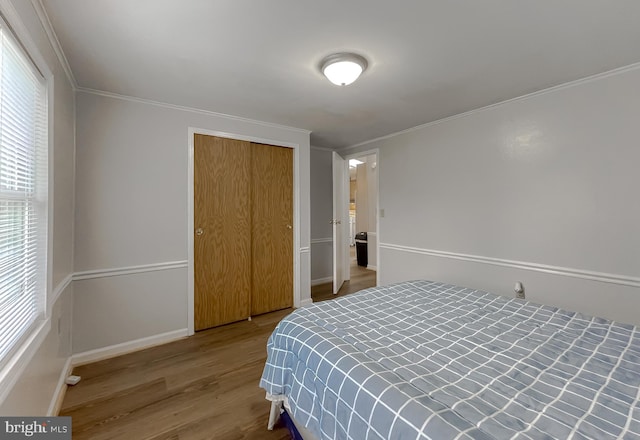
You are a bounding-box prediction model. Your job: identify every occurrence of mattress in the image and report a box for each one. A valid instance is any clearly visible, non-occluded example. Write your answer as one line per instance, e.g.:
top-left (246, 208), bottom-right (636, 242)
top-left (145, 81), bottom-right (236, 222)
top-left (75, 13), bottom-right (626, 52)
top-left (259, 280), bottom-right (640, 439)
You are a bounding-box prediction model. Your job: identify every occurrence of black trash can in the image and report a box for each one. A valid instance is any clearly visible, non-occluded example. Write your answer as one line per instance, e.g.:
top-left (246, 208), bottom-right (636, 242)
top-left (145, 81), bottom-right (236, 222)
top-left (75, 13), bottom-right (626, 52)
top-left (355, 232), bottom-right (368, 267)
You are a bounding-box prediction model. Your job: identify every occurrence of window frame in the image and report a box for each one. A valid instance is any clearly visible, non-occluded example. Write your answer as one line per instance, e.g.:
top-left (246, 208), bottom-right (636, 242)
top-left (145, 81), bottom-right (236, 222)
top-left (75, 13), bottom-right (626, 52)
top-left (0, 2), bottom-right (54, 403)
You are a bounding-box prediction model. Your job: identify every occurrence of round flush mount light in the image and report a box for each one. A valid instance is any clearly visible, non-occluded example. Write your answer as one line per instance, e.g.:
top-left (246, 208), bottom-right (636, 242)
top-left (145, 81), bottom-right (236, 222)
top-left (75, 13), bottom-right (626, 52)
top-left (320, 53), bottom-right (368, 86)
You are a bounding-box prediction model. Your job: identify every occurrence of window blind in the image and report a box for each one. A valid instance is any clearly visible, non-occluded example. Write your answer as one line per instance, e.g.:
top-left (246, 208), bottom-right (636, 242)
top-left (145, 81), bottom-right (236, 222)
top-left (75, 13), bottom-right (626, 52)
top-left (0, 22), bottom-right (47, 367)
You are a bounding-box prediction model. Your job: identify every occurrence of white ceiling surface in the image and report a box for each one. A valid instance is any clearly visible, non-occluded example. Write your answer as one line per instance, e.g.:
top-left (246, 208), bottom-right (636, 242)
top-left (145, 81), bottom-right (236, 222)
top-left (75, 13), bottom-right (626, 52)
top-left (41, 0), bottom-right (640, 149)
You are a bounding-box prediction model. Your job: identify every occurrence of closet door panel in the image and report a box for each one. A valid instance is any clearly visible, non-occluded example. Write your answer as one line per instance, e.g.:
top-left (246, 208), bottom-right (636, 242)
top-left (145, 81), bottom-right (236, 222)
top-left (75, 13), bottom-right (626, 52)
top-left (251, 143), bottom-right (293, 315)
top-left (194, 134), bottom-right (251, 330)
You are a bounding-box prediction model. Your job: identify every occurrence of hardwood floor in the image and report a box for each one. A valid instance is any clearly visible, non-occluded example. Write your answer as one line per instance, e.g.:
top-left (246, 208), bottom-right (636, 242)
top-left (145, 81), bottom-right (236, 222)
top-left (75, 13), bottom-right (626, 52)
top-left (61, 309), bottom-right (294, 440)
top-left (311, 247), bottom-right (377, 302)
top-left (60, 254), bottom-right (376, 439)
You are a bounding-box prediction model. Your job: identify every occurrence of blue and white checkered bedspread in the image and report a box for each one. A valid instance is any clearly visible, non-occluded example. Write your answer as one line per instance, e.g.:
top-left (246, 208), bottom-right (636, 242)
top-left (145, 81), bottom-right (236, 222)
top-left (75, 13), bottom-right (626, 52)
top-left (260, 280), bottom-right (640, 439)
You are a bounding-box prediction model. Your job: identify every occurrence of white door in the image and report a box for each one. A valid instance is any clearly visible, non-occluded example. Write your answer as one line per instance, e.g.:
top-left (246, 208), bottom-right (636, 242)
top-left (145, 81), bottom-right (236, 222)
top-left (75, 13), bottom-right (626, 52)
top-left (332, 152), bottom-right (349, 294)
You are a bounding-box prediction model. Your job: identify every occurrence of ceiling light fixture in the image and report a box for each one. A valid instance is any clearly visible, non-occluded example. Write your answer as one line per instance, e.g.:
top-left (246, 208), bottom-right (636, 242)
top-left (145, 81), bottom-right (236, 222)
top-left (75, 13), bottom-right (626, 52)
top-left (320, 53), bottom-right (368, 86)
top-left (349, 159), bottom-right (364, 168)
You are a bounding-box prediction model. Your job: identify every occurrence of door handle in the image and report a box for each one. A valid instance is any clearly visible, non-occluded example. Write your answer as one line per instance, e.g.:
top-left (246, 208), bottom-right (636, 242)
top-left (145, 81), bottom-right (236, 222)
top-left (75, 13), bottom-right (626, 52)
top-left (286, 225), bottom-right (292, 229)
top-left (195, 228), bottom-right (204, 236)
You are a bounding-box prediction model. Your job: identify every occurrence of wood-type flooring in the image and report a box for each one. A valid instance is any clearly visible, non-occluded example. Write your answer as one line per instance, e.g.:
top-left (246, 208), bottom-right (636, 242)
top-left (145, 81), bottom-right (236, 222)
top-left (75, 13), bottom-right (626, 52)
top-left (60, 253), bottom-right (375, 439)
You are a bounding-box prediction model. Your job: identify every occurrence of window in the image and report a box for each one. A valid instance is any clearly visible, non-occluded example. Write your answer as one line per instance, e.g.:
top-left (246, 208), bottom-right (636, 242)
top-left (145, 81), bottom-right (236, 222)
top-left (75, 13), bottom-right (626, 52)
top-left (0, 21), bottom-right (47, 367)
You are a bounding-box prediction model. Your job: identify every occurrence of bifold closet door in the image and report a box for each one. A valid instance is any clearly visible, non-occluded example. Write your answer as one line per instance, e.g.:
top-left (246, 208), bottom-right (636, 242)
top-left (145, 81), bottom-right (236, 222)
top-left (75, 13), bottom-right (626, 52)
top-left (250, 142), bottom-right (293, 315)
top-left (194, 134), bottom-right (251, 331)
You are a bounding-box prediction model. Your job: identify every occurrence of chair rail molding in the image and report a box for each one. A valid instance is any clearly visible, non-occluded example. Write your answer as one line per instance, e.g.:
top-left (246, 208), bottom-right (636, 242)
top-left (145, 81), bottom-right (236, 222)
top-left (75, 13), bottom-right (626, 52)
top-left (380, 243), bottom-right (640, 288)
top-left (73, 261), bottom-right (188, 281)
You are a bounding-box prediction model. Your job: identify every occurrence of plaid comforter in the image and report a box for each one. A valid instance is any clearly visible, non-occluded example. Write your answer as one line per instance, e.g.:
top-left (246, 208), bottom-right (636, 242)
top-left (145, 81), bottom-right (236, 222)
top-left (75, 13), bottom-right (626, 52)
top-left (260, 280), bottom-right (640, 439)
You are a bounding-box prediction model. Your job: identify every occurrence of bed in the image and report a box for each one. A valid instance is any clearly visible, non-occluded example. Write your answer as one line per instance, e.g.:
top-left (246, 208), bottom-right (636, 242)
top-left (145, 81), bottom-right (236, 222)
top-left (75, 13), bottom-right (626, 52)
top-left (259, 280), bottom-right (640, 439)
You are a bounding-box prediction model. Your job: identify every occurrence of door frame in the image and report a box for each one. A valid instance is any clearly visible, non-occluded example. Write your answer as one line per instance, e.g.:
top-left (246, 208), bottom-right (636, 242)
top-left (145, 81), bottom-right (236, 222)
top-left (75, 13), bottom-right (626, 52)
top-left (332, 151), bottom-right (349, 294)
top-left (343, 148), bottom-right (380, 287)
top-left (187, 127), bottom-right (300, 335)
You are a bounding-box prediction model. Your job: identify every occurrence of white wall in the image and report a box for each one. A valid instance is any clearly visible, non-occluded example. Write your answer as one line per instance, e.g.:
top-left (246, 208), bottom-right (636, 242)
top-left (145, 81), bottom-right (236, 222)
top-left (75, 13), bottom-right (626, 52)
top-left (0, 0), bottom-right (75, 414)
top-left (310, 147), bottom-right (333, 285)
top-left (73, 91), bottom-right (311, 353)
top-left (344, 65), bottom-right (640, 326)
top-left (0, 286), bottom-right (73, 416)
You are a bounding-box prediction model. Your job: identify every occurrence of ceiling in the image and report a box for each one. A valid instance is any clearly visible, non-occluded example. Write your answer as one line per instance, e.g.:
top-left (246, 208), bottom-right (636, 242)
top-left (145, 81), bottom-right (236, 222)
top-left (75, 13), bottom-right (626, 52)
top-left (41, 0), bottom-right (640, 149)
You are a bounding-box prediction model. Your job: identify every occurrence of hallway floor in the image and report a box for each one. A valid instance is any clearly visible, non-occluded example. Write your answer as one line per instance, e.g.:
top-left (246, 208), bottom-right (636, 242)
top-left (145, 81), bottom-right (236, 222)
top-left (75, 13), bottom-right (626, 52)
top-left (311, 246), bottom-right (376, 302)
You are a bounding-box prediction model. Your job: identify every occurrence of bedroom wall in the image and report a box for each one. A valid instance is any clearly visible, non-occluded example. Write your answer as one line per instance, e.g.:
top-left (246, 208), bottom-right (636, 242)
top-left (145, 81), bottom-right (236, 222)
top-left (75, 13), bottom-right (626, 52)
top-left (310, 147), bottom-right (333, 285)
top-left (343, 64), bottom-right (640, 326)
top-left (73, 91), bottom-right (311, 353)
top-left (0, 0), bottom-right (75, 414)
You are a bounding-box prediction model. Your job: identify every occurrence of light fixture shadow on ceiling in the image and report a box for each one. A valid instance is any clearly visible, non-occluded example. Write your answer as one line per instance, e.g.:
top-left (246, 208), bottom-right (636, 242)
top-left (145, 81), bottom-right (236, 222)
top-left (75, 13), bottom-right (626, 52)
top-left (319, 53), bottom-right (368, 86)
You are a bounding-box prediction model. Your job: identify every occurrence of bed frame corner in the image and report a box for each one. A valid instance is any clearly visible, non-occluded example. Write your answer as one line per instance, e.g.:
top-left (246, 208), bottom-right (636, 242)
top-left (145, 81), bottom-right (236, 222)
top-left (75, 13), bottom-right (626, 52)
top-left (267, 400), bottom-right (282, 430)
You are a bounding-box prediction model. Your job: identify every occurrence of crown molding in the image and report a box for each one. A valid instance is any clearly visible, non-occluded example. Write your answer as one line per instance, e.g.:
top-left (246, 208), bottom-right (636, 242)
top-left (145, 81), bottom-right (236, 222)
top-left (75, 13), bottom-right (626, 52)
top-left (30, 0), bottom-right (77, 89)
top-left (77, 87), bottom-right (312, 135)
top-left (310, 145), bottom-right (335, 152)
top-left (342, 61), bottom-right (640, 152)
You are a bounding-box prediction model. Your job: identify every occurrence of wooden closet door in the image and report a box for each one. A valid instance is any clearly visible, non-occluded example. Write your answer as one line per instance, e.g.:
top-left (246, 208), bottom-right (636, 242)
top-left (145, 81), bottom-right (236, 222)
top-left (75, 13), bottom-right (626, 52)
top-left (250, 143), bottom-right (293, 315)
top-left (194, 134), bottom-right (251, 330)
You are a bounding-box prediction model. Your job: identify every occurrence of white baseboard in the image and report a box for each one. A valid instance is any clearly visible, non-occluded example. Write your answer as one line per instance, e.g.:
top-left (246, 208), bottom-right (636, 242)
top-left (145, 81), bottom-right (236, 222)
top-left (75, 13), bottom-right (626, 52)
top-left (47, 357), bottom-right (73, 416)
top-left (367, 265), bottom-right (377, 271)
top-left (311, 276), bottom-right (333, 286)
top-left (48, 327), bottom-right (192, 414)
top-left (298, 298), bottom-right (314, 308)
top-left (71, 328), bottom-right (189, 367)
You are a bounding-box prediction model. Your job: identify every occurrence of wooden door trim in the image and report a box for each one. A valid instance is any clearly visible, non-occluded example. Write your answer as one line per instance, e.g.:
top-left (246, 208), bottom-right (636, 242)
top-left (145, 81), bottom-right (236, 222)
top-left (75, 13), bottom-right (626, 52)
top-left (187, 127), bottom-right (301, 336)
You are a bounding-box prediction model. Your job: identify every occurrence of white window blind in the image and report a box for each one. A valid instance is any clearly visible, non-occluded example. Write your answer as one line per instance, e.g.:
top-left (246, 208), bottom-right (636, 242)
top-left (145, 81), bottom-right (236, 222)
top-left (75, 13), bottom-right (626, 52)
top-left (0, 21), bottom-right (47, 367)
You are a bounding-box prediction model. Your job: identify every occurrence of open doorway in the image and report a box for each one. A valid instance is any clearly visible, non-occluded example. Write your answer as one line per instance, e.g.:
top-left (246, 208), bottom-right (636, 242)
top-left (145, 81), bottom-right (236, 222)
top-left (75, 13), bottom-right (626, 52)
top-left (327, 149), bottom-right (378, 299)
top-left (345, 151), bottom-right (378, 290)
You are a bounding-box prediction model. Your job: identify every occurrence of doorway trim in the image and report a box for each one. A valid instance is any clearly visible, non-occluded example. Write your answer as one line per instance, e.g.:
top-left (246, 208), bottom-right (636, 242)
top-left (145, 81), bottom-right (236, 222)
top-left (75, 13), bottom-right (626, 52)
top-left (187, 127), bottom-right (301, 335)
top-left (343, 148), bottom-right (380, 287)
